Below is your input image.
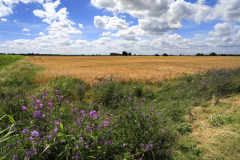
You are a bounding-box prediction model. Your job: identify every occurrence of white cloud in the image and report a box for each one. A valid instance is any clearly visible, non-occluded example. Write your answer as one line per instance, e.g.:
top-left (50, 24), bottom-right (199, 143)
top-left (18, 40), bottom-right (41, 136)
top-left (26, 34), bottom-right (31, 35)
top-left (22, 28), bottom-right (30, 31)
top-left (90, 0), bottom-right (213, 37)
top-left (1, 18), bottom-right (7, 22)
top-left (195, 34), bottom-right (203, 39)
top-left (112, 26), bottom-right (141, 41)
top-left (91, 0), bottom-right (172, 19)
top-left (13, 19), bottom-right (18, 23)
top-left (101, 31), bottom-right (111, 36)
top-left (138, 18), bottom-right (178, 36)
top-left (33, 0), bottom-right (69, 23)
top-left (94, 16), bottom-right (129, 30)
top-left (209, 22), bottom-right (239, 37)
top-left (0, 1), bottom-right (13, 17)
top-left (39, 32), bottom-right (44, 36)
top-left (2, 0), bottom-right (19, 5)
top-left (209, 0), bottom-right (240, 22)
top-left (78, 23), bottom-right (83, 28)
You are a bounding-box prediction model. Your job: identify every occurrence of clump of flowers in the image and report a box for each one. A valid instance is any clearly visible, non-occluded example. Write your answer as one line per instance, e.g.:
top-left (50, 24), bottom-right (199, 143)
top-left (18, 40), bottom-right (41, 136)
top-left (2, 87), bottom-right (172, 159)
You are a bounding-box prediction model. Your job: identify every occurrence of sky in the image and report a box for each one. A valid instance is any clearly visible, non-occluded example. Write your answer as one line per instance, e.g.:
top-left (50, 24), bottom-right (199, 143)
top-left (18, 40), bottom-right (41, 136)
top-left (0, 0), bottom-right (240, 55)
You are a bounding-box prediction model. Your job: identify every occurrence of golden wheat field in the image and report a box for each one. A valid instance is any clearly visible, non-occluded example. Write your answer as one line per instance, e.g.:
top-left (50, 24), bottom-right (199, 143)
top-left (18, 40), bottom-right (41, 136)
top-left (29, 56), bottom-right (240, 85)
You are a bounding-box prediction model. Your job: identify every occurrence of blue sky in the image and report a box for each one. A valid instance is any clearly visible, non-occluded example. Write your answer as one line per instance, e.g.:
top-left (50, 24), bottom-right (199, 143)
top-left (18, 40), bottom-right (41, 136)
top-left (0, 0), bottom-right (240, 55)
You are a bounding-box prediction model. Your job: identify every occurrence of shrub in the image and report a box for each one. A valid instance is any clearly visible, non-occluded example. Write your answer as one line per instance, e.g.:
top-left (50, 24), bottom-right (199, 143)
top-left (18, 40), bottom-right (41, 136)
top-left (134, 81), bottom-right (144, 98)
top-left (177, 67), bottom-right (240, 99)
top-left (54, 77), bottom-right (86, 98)
top-left (1, 89), bottom-right (172, 160)
top-left (74, 83), bottom-right (87, 102)
top-left (0, 84), bottom-right (30, 127)
top-left (92, 75), bottom-right (133, 111)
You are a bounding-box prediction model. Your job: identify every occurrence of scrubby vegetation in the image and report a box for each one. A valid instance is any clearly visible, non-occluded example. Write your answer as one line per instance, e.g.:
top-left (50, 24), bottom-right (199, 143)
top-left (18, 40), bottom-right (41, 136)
top-left (0, 56), bottom-right (240, 160)
top-left (0, 55), bottom-right (24, 70)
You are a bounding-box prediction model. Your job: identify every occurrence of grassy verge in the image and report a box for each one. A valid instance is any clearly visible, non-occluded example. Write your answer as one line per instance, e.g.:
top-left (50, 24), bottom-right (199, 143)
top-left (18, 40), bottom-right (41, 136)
top-left (0, 55), bottom-right (25, 70)
top-left (0, 58), bottom-right (240, 160)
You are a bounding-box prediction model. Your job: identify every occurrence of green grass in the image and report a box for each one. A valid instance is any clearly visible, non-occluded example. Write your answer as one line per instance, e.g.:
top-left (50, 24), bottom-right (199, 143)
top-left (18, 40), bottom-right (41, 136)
top-left (0, 55), bottom-right (25, 70)
top-left (0, 58), bottom-right (240, 159)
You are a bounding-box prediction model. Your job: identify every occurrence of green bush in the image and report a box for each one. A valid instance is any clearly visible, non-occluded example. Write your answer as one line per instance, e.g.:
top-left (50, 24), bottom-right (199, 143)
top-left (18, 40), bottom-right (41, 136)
top-left (143, 86), bottom-right (156, 100)
top-left (134, 81), bottom-right (144, 98)
top-left (54, 77), bottom-right (86, 98)
top-left (92, 75), bottom-right (132, 111)
top-left (177, 123), bottom-right (192, 135)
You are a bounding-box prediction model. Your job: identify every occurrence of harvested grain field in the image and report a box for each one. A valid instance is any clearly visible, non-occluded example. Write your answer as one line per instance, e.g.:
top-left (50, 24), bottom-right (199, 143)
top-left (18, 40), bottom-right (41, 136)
top-left (29, 56), bottom-right (240, 85)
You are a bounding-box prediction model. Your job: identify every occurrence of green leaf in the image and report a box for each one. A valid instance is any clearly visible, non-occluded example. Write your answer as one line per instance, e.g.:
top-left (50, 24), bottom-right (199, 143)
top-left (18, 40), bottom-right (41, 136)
top-left (60, 123), bottom-right (63, 132)
top-left (56, 147), bottom-right (67, 160)
top-left (7, 115), bottom-right (15, 124)
top-left (0, 128), bottom-right (8, 134)
top-left (57, 133), bottom-right (65, 137)
top-left (0, 110), bottom-right (6, 115)
top-left (0, 115), bottom-right (6, 121)
top-left (40, 144), bottom-right (51, 156)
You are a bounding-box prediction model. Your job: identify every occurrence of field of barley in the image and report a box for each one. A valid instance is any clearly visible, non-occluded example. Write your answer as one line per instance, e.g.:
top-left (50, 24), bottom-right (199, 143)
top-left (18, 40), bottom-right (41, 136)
top-left (30, 56), bottom-right (240, 85)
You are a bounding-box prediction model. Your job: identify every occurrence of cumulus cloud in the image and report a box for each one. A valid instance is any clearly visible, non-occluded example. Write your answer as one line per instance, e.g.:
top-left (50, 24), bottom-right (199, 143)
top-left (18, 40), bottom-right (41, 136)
top-left (195, 34), bottom-right (203, 39)
top-left (209, 0), bottom-right (240, 22)
top-left (33, 0), bottom-right (82, 39)
top-left (78, 23), bottom-right (83, 28)
top-left (138, 18), bottom-right (178, 36)
top-left (22, 28), bottom-right (30, 31)
top-left (112, 26), bottom-right (142, 41)
top-left (1, 18), bottom-right (7, 22)
top-left (94, 16), bottom-right (129, 30)
top-left (101, 31), bottom-right (111, 36)
top-left (209, 22), bottom-right (240, 37)
top-left (0, 0), bottom-right (43, 18)
top-left (0, 1), bottom-right (13, 17)
top-left (39, 32), bottom-right (44, 36)
top-left (91, 0), bottom-right (213, 36)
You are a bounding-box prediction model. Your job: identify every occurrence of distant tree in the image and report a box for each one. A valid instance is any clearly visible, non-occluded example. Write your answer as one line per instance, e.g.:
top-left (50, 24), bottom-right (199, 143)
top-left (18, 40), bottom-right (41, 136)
top-left (209, 52), bottom-right (217, 56)
top-left (163, 53), bottom-right (168, 56)
top-left (179, 54), bottom-right (182, 56)
top-left (128, 52), bottom-right (131, 56)
top-left (155, 54), bottom-right (159, 56)
top-left (122, 51), bottom-right (128, 56)
top-left (196, 53), bottom-right (204, 56)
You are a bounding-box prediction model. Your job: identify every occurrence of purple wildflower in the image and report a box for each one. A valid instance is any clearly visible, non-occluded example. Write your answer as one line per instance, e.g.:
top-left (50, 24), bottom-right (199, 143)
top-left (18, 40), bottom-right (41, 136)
top-left (79, 137), bottom-right (83, 141)
top-left (31, 131), bottom-right (39, 137)
top-left (22, 106), bottom-right (27, 110)
top-left (33, 110), bottom-right (41, 118)
top-left (90, 110), bottom-right (96, 117)
top-left (22, 129), bottom-right (29, 134)
top-left (28, 137), bottom-right (34, 140)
